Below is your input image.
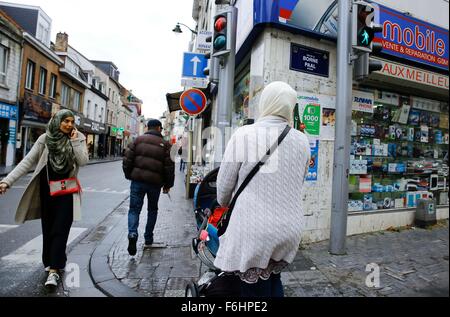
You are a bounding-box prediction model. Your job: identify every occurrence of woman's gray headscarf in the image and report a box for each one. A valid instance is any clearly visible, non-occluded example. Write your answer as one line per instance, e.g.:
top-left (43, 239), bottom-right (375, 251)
top-left (46, 109), bottom-right (75, 175)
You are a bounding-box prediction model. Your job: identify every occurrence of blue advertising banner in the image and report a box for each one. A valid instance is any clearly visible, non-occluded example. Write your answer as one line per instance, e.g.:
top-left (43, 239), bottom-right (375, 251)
top-left (0, 102), bottom-right (17, 146)
top-left (373, 4), bottom-right (449, 71)
top-left (238, 0), bottom-right (448, 71)
top-left (253, 0), bottom-right (338, 39)
top-left (290, 43), bottom-right (329, 77)
top-left (306, 140), bottom-right (319, 182)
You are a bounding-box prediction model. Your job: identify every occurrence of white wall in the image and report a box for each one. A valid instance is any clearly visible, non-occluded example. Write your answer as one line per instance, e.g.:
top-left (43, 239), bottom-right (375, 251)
top-left (0, 34), bottom-right (21, 102)
top-left (67, 47), bottom-right (107, 123)
top-left (107, 80), bottom-right (121, 127)
top-left (256, 28), bottom-right (337, 244)
top-left (36, 9), bottom-right (52, 47)
top-left (84, 90), bottom-right (107, 123)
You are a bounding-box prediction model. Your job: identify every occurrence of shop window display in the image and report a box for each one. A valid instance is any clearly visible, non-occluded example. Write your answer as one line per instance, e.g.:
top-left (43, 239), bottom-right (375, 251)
top-left (26, 128), bottom-right (46, 155)
top-left (232, 68), bottom-right (250, 128)
top-left (349, 91), bottom-right (449, 212)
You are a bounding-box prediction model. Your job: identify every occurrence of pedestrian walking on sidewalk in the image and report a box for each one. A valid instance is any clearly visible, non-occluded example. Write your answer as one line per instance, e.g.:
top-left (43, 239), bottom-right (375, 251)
top-left (122, 119), bottom-right (175, 256)
top-left (214, 82), bottom-right (310, 297)
top-left (178, 146), bottom-right (187, 172)
top-left (0, 109), bottom-right (89, 291)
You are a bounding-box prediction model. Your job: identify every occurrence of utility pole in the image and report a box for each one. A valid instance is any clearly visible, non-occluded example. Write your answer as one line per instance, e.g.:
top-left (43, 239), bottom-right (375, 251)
top-left (329, 0), bottom-right (353, 255)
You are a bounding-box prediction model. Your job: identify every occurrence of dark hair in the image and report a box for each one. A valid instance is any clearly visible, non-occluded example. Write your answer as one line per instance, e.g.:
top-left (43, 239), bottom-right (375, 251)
top-left (147, 119), bottom-right (162, 129)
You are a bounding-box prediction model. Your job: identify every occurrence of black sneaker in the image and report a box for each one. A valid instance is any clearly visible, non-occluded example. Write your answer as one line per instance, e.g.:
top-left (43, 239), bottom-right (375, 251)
top-left (127, 236), bottom-right (138, 256)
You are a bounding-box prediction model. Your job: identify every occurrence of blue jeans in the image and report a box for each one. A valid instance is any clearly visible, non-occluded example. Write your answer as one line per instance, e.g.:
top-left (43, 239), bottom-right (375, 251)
top-left (240, 274), bottom-right (284, 297)
top-left (180, 159), bottom-right (186, 172)
top-left (128, 181), bottom-right (162, 244)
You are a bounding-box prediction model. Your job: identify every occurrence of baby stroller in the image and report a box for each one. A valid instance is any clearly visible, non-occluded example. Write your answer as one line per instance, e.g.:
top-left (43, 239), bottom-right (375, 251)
top-left (185, 167), bottom-right (240, 297)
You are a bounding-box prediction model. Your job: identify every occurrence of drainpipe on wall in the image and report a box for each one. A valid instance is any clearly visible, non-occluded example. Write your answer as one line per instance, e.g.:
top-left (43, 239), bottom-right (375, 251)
top-left (11, 37), bottom-right (25, 166)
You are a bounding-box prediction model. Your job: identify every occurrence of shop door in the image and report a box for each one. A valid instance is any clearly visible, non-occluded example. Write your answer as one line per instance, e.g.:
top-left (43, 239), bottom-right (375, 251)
top-left (0, 119), bottom-right (9, 166)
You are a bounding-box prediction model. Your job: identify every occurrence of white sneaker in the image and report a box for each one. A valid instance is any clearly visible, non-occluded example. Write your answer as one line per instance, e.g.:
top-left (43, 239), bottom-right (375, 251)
top-left (45, 272), bottom-right (60, 289)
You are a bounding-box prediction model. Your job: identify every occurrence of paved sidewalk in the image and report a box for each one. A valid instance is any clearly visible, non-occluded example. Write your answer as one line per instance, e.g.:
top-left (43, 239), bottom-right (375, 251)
top-left (88, 165), bottom-right (449, 297)
top-left (0, 156), bottom-right (123, 177)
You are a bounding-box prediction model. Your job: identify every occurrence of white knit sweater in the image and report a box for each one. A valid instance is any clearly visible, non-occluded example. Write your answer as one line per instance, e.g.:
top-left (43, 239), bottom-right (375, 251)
top-left (214, 116), bottom-right (311, 274)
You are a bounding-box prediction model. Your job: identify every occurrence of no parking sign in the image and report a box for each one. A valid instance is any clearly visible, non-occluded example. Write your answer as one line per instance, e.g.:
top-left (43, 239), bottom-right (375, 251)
top-left (179, 89), bottom-right (208, 116)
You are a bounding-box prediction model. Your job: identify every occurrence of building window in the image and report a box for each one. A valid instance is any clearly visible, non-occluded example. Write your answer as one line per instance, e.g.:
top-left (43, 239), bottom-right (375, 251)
top-left (61, 83), bottom-right (70, 107)
top-left (72, 90), bottom-right (81, 112)
top-left (0, 46), bottom-right (8, 85)
top-left (39, 67), bottom-right (47, 95)
top-left (100, 107), bottom-right (104, 122)
top-left (37, 23), bottom-right (49, 44)
top-left (49, 74), bottom-right (57, 99)
top-left (25, 60), bottom-right (36, 90)
top-left (94, 104), bottom-right (98, 120)
top-left (87, 100), bottom-right (91, 118)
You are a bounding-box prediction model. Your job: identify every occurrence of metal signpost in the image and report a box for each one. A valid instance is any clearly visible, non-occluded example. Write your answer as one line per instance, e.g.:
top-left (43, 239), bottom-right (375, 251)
top-left (329, 0), bottom-right (353, 255)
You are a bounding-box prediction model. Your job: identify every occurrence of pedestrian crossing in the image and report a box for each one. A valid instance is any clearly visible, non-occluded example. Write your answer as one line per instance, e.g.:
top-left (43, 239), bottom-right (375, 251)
top-left (0, 227), bottom-right (87, 267)
top-left (0, 225), bottom-right (19, 234)
top-left (10, 185), bottom-right (130, 195)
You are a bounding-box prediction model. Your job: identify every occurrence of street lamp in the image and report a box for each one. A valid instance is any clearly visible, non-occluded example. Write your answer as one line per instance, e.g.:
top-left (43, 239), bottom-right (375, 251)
top-left (172, 22), bottom-right (197, 35)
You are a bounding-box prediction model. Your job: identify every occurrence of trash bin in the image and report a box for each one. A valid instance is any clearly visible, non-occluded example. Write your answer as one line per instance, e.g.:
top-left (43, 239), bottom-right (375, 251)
top-left (415, 199), bottom-right (437, 228)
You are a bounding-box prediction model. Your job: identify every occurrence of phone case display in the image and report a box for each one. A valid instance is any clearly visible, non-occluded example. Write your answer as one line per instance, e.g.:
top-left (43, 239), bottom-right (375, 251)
top-left (349, 91), bottom-right (449, 212)
top-left (189, 165), bottom-right (212, 184)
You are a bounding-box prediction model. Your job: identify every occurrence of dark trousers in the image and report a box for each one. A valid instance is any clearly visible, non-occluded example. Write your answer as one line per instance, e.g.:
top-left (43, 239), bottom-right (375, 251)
top-left (240, 274), bottom-right (284, 297)
top-left (180, 159), bottom-right (186, 172)
top-left (40, 193), bottom-right (74, 270)
top-left (128, 181), bottom-right (161, 244)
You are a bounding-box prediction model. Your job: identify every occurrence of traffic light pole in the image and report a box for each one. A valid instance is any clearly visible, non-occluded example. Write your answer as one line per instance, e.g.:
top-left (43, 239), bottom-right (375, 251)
top-left (329, 0), bottom-right (353, 255)
top-left (215, 5), bottom-right (237, 164)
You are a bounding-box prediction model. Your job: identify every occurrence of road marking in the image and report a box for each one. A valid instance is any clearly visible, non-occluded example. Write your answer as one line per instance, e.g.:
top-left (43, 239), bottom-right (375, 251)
top-left (10, 187), bottom-right (129, 195)
top-left (0, 227), bottom-right (87, 266)
top-left (0, 225), bottom-right (19, 234)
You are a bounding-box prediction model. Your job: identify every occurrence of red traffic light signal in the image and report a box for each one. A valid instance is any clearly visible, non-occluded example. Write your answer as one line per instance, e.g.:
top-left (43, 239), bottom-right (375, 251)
top-left (212, 13), bottom-right (232, 57)
top-left (214, 16), bottom-right (227, 32)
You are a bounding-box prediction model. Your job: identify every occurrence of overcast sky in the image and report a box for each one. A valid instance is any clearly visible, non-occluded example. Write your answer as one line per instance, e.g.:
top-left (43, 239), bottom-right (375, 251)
top-left (6, 0), bottom-right (196, 119)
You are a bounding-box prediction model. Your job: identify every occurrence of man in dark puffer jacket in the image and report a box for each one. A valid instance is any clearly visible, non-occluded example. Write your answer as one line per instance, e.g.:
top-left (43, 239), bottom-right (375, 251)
top-left (123, 119), bottom-right (175, 256)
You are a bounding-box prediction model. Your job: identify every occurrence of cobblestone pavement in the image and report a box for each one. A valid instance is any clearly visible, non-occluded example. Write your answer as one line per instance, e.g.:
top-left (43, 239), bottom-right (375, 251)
top-left (301, 221), bottom-right (449, 297)
top-left (106, 167), bottom-right (449, 297)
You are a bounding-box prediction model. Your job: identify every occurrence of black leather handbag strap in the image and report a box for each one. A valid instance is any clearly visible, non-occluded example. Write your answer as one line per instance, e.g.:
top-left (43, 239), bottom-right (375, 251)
top-left (218, 125), bottom-right (291, 232)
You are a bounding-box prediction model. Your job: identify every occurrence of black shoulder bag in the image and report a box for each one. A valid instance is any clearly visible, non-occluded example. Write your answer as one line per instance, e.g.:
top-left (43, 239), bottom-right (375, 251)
top-left (217, 125), bottom-right (292, 237)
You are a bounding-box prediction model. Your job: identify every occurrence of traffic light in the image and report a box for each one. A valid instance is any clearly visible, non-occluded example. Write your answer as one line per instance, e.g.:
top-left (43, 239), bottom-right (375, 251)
top-left (203, 50), bottom-right (220, 84)
top-left (212, 11), bottom-right (233, 57)
top-left (353, 43), bottom-right (383, 81)
top-left (352, 1), bottom-right (383, 53)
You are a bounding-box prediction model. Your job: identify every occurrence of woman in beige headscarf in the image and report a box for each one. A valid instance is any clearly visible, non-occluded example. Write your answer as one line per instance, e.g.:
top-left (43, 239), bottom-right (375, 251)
top-left (215, 81), bottom-right (311, 297)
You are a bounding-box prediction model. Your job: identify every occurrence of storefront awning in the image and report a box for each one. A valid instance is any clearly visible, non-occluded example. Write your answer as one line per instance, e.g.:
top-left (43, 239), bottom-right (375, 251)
top-left (166, 91), bottom-right (182, 113)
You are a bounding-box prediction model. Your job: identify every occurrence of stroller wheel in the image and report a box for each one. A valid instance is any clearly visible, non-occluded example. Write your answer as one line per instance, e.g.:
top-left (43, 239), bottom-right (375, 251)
top-left (185, 282), bottom-right (200, 297)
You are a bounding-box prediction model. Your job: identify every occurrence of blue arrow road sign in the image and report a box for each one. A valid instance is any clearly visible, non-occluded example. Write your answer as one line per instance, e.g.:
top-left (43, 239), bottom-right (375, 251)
top-left (182, 52), bottom-right (208, 79)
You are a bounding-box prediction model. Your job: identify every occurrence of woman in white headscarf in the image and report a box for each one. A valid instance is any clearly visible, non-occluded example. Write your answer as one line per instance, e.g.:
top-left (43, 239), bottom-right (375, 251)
top-left (214, 81), bottom-right (311, 297)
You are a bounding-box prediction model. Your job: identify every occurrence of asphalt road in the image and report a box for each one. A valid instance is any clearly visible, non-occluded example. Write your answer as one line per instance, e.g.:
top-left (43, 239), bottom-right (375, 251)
top-left (0, 161), bottom-right (129, 296)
